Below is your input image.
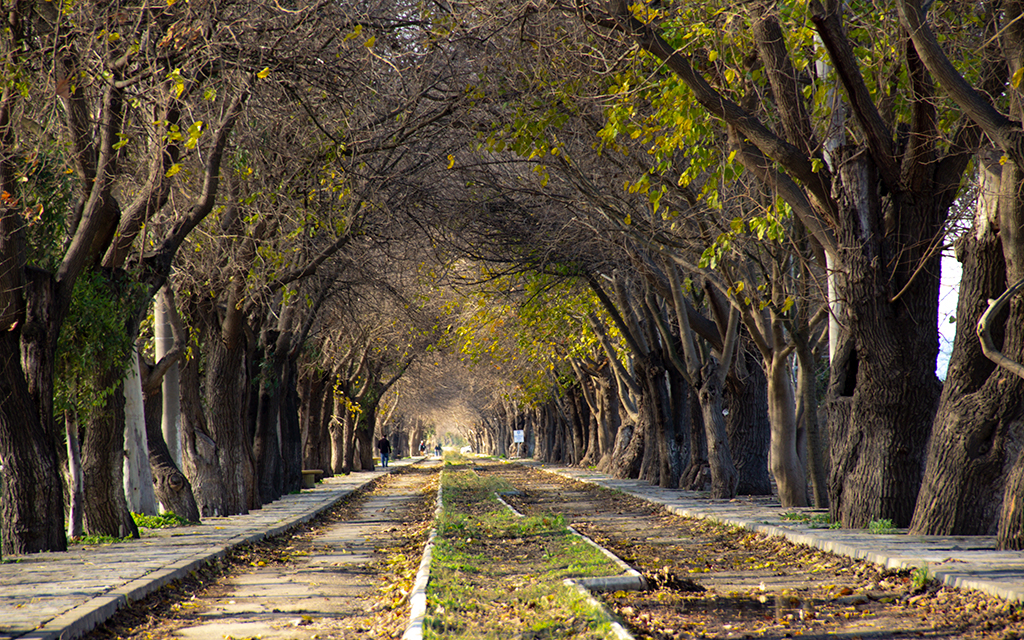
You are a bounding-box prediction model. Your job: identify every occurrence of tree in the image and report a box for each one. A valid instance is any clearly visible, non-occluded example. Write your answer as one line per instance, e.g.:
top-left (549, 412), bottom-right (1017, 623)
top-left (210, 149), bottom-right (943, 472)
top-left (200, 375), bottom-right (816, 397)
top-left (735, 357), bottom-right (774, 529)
top-left (568, 0), bottom-right (983, 527)
top-left (897, 0), bottom-right (1024, 547)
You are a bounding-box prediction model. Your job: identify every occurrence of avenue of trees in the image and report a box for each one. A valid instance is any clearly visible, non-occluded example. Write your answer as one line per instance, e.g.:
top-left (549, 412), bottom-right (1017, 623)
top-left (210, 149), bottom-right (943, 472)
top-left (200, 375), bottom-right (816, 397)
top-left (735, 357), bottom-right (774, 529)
top-left (2, 0), bottom-right (1024, 557)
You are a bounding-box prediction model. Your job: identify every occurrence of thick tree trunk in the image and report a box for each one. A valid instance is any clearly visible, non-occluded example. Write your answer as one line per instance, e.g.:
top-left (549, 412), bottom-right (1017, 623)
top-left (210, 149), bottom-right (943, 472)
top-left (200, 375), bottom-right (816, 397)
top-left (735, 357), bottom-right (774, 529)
top-left (609, 416), bottom-right (643, 479)
top-left (82, 367), bottom-right (139, 539)
top-left (1, 268), bottom-right (66, 554)
top-left (279, 361), bottom-right (302, 494)
top-left (683, 384), bottom-right (710, 490)
top-left (593, 367), bottom-right (620, 472)
top-left (300, 373), bottom-right (326, 473)
top-left (826, 147), bottom-right (941, 529)
top-left (0, 331), bottom-right (67, 555)
top-left (911, 155), bottom-right (1024, 540)
top-left (205, 328), bottom-right (259, 515)
top-left (699, 360), bottom-right (738, 499)
top-left (725, 348), bottom-right (771, 495)
top-left (179, 345), bottom-right (226, 518)
top-left (254, 338), bottom-right (285, 505)
top-left (356, 408), bottom-right (376, 470)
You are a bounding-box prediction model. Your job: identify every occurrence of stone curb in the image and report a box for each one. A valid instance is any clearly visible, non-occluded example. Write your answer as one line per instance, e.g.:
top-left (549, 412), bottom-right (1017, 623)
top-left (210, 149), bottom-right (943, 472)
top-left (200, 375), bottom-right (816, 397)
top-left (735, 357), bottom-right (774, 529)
top-left (401, 481), bottom-right (443, 640)
top-left (535, 465), bottom-right (1024, 603)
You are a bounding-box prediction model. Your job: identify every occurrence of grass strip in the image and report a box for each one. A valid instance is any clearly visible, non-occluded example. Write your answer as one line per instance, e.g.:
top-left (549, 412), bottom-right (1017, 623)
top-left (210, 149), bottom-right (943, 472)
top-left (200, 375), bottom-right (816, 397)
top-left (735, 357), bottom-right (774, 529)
top-left (424, 460), bottom-right (626, 639)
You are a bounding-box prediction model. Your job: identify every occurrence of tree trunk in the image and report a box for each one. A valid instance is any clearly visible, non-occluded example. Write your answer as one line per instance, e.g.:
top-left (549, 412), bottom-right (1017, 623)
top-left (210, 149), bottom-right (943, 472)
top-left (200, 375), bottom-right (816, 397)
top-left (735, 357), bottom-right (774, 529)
top-left (826, 147), bottom-right (941, 528)
top-left (699, 360), bottom-right (738, 499)
top-left (343, 406), bottom-right (356, 473)
top-left (682, 385), bottom-right (709, 490)
top-left (123, 352), bottom-right (158, 516)
top-left (82, 366), bottom-right (139, 539)
top-left (725, 348), bottom-right (771, 495)
top-left (254, 335), bottom-right (285, 505)
top-left (356, 408), bottom-right (375, 470)
top-left (767, 351), bottom-right (808, 507)
top-left (179, 344), bottom-right (226, 518)
top-left (277, 361), bottom-right (301, 493)
top-left (0, 330), bottom-right (67, 554)
top-left (593, 366), bottom-right (620, 472)
top-left (796, 340), bottom-right (829, 508)
top-left (204, 326), bottom-right (259, 514)
top-left (155, 293), bottom-right (181, 467)
top-left (143, 390), bottom-right (200, 523)
top-left (65, 409), bottom-right (84, 539)
top-left (910, 155), bottom-right (1024, 538)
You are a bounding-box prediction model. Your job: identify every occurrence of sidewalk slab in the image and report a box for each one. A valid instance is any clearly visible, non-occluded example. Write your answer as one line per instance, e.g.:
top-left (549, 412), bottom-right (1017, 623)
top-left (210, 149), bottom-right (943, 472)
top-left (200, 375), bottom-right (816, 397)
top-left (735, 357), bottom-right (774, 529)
top-left (0, 459), bottom-right (420, 640)
top-left (532, 464), bottom-right (1024, 603)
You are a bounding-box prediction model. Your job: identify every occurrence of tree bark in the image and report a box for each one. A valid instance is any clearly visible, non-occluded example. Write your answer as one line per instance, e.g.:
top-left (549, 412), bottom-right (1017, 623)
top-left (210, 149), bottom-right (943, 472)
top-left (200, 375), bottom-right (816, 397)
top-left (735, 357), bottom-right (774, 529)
top-left (142, 380), bottom-right (200, 523)
top-left (204, 319), bottom-right (259, 514)
top-left (910, 151), bottom-right (1018, 536)
top-left (725, 348), bottom-right (772, 495)
top-left (699, 360), bottom-right (739, 499)
top-left (123, 351), bottom-right (157, 516)
top-left (82, 365), bottom-right (139, 539)
top-left (179, 342), bottom-right (226, 518)
top-left (825, 147), bottom-right (941, 528)
top-left (767, 351), bottom-right (808, 507)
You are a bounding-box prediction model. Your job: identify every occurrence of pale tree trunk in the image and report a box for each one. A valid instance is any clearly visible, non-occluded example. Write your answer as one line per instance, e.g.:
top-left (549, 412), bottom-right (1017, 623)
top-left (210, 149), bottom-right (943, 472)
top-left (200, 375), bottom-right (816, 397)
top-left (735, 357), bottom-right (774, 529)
top-left (767, 351), bottom-right (807, 507)
top-left (123, 350), bottom-right (157, 515)
top-left (796, 340), bottom-right (829, 508)
top-left (65, 409), bottom-right (84, 539)
top-left (155, 290), bottom-right (181, 467)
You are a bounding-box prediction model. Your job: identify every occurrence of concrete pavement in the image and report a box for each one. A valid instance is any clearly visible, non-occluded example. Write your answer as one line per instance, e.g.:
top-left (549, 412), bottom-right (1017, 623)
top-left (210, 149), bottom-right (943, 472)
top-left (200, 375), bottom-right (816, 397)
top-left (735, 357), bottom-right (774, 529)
top-left (0, 458), bottom-right (421, 640)
top-left (534, 464), bottom-right (1024, 603)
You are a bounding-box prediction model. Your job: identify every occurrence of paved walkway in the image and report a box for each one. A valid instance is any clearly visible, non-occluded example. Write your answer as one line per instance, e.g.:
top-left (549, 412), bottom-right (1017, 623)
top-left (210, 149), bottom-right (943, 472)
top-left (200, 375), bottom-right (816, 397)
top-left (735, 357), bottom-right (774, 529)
top-left (0, 459), bottom-right (422, 640)
top-left (533, 464), bottom-right (1024, 603)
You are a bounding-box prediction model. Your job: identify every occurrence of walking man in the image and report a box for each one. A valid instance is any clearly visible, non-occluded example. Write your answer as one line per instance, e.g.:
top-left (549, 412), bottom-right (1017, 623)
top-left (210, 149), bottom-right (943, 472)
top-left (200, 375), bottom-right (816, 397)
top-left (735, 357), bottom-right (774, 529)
top-left (377, 435), bottom-right (392, 468)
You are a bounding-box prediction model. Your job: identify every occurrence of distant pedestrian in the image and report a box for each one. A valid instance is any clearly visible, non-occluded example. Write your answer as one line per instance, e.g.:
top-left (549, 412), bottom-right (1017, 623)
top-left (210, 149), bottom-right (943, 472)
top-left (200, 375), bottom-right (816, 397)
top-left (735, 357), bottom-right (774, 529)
top-left (434, 443), bottom-right (442, 457)
top-left (378, 436), bottom-right (392, 468)
top-left (419, 441), bottom-right (426, 455)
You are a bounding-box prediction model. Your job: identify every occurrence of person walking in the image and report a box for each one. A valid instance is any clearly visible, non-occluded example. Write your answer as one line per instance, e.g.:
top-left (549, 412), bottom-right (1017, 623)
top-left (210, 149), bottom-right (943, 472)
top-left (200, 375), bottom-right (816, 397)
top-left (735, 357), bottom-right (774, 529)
top-left (377, 435), bottom-right (392, 468)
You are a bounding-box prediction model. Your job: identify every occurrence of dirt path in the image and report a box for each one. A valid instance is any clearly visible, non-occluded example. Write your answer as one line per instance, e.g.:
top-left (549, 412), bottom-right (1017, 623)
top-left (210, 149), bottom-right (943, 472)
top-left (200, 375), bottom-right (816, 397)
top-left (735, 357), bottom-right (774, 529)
top-left (480, 462), bottom-right (1024, 640)
top-left (88, 464), bottom-right (438, 640)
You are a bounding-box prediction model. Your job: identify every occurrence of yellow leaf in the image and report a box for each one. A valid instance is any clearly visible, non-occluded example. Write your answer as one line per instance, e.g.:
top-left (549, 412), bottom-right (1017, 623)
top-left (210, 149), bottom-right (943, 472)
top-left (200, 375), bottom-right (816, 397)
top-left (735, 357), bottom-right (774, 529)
top-left (365, 35), bottom-right (375, 48)
top-left (165, 163), bottom-right (181, 177)
top-left (1013, 68), bottom-right (1024, 89)
top-left (447, 154), bottom-right (455, 169)
top-left (708, 50), bottom-right (718, 62)
top-left (257, 67), bottom-right (270, 79)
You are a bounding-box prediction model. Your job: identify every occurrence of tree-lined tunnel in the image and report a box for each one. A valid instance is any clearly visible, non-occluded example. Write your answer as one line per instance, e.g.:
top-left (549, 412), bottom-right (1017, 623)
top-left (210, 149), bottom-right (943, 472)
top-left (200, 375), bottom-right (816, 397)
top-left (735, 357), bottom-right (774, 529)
top-left (3, 0), bottom-right (1024, 561)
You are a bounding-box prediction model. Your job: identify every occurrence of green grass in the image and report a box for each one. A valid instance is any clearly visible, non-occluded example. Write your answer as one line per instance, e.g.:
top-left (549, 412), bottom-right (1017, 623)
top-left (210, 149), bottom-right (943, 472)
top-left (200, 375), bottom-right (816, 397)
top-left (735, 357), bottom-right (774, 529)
top-left (425, 466), bottom-right (625, 639)
top-left (868, 518), bottom-right (898, 534)
top-left (132, 511), bottom-right (195, 529)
